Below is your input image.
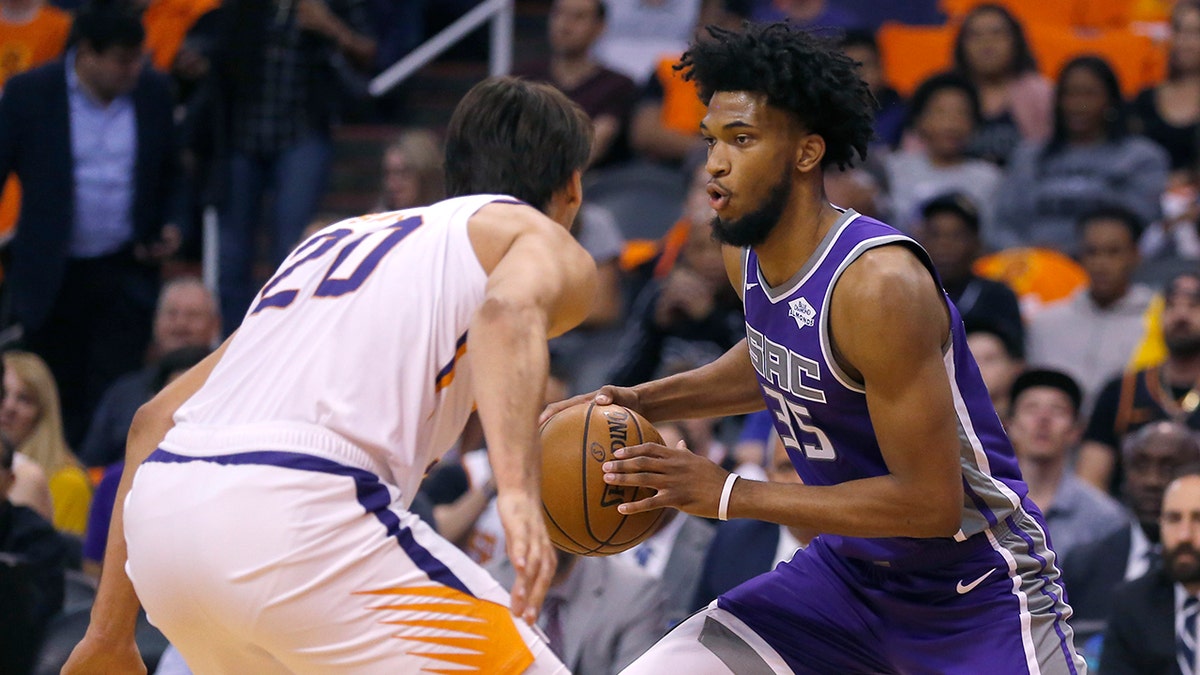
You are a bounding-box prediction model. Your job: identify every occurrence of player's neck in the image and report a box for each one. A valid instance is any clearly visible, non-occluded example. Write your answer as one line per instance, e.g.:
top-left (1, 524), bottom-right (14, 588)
top-left (753, 191), bottom-right (840, 288)
top-left (550, 54), bottom-right (596, 88)
top-left (1165, 351), bottom-right (1200, 385)
top-left (1017, 455), bottom-right (1065, 510)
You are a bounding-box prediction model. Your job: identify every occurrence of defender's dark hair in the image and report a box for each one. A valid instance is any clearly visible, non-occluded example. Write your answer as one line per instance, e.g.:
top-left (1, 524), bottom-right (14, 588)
top-left (70, 1), bottom-right (145, 52)
top-left (1076, 205), bottom-right (1145, 243)
top-left (953, 4), bottom-right (1039, 78)
top-left (678, 22), bottom-right (875, 169)
top-left (905, 71), bottom-right (983, 131)
top-left (445, 77), bottom-right (593, 211)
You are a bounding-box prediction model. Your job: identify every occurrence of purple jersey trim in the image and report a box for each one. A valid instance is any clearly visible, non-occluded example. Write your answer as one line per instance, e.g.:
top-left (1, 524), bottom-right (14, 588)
top-left (144, 448), bottom-right (472, 597)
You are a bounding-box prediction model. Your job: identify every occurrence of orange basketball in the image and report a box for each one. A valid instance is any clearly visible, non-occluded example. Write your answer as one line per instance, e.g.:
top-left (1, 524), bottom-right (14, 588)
top-left (538, 402), bottom-right (668, 556)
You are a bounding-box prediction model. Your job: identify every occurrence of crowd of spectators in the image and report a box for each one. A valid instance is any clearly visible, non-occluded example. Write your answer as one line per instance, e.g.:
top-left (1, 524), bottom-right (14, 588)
top-left (7, 0), bottom-right (1200, 672)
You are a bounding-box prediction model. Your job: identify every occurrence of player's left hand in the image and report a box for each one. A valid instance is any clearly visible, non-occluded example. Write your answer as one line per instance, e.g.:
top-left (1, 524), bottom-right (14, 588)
top-left (602, 440), bottom-right (731, 519)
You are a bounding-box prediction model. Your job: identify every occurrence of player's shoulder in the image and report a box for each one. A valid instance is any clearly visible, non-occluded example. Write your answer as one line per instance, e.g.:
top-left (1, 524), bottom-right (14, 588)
top-left (836, 241), bottom-right (936, 307)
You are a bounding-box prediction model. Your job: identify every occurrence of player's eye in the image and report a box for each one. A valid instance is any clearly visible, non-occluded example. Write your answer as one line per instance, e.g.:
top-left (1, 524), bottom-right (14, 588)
top-left (703, 136), bottom-right (716, 148)
top-left (735, 135), bottom-right (751, 145)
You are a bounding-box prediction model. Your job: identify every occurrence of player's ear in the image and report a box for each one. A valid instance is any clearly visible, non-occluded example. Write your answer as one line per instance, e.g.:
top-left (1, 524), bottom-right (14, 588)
top-left (795, 133), bottom-right (826, 175)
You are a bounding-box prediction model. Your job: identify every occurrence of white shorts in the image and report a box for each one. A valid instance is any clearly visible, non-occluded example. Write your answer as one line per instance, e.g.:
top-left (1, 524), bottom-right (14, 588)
top-left (124, 448), bottom-right (566, 675)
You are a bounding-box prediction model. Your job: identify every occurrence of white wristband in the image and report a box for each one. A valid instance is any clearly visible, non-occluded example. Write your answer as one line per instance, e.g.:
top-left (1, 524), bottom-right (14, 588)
top-left (718, 473), bottom-right (739, 521)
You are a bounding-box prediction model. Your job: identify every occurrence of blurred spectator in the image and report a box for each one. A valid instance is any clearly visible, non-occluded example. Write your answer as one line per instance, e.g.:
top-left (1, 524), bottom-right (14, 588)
top-left (592, 0), bottom-right (700, 84)
top-left (0, 2), bottom-right (181, 444)
top-left (0, 0), bottom-right (72, 340)
top-left (8, 449), bottom-right (53, 523)
top-left (972, 245), bottom-right (1089, 319)
top-left (918, 192), bottom-right (1023, 352)
top-left (377, 129), bottom-right (443, 211)
top-left (951, 3), bottom-right (1052, 166)
top-left (616, 420), bottom-right (715, 631)
top-left (628, 0), bottom-right (747, 165)
top-left (965, 320), bottom-right (1024, 421)
top-left (551, 203), bottom-right (626, 392)
top-left (0, 432), bottom-right (67, 675)
top-left (80, 278), bottom-right (219, 469)
top-left (1, 351), bottom-right (91, 537)
top-left (1141, 173), bottom-right (1200, 261)
top-left (366, 0), bottom-right (424, 74)
top-left (840, 29), bottom-right (905, 150)
top-left (748, 0), bottom-right (861, 33)
top-left (1080, 272), bottom-right (1200, 495)
top-left (80, 344), bottom-right (211, 580)
top-left (1100, 467), bottom-right (1200, 674)
top-left (1006, 369), bottom-right (1126, 565)
top-left (490, 549), bottom-right (665, 674)
top-left (693, 432), bottom-right (816, 607)
top-left (1128, 0), bottom-right (1200, 179)
top-left (1026, 207), bottom-right (1154, 413)
top-left (884, 73), bottom-right (1001, 235)
top-left (516, 0), bottom-right (638, 168)
top-left (607, 214), bottom-right (742, 387)
top-left (1063, 422), bottom-right (1200, 650)
top-left (0, 0), bottom-right (70, 90)
top-left (208, 0), bottom-right (377, 332)
top-left (136, 0), bottom-right (220, 74)
top-left (993, 56), bottom-right (1169, 254)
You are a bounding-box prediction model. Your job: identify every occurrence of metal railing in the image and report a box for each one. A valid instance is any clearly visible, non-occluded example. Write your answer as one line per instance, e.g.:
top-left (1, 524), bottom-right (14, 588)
top-left (368, 0), bottom-right (514, 97)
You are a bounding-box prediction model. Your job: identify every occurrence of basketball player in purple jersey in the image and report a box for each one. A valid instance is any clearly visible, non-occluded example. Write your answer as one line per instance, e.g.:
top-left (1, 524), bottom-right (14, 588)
top-left (546, 23), bottom-right (1085, 674)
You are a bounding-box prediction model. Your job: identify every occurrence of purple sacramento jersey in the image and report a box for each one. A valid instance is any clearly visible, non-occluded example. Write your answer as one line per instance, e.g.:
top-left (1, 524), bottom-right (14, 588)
top-left (743, 209), bottom-right (1028, 563)
top-left (712, 209), bottom-right (1085, 674)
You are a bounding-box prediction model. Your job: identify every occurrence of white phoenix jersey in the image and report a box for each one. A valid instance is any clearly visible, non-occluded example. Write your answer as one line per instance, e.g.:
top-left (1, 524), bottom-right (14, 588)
top-left (162, 195), bottom-right (515, 506)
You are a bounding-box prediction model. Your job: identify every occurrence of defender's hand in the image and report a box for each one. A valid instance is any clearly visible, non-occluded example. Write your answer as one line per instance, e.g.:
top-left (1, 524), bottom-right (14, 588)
top-left (602, 440), bottom-right (732, 518)
top-left (497, 491), bottom-right (556, 625)
top-left (538, 385), bottom-right (643, 426)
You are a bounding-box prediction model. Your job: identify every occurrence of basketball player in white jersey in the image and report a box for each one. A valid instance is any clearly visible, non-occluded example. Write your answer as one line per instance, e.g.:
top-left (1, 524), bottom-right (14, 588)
top-left (62, 77), bottom-right (598, 674)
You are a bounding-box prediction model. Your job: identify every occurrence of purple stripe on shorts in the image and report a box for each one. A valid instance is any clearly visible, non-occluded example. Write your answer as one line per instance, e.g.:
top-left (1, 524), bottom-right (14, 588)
top-left (145, 448), bottom-right (472, 596)
top-left (1004, 514), bottom-right (1079, 675)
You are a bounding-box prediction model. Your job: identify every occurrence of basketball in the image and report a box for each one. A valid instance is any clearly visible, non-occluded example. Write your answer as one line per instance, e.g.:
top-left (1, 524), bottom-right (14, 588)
top-left (539, 402), bottom-right (668, 556)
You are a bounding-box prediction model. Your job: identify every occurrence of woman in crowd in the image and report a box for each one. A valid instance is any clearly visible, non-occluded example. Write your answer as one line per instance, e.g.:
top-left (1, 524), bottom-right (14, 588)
top-left (884, 72), bottom-right (1001, 237)
top-left (1, 350), bottom-right (91, 536)
top-left (952, 3), bottom-right (1053, 166)
top-left (993, 56), bottom-right (1169, 254)
top-left (1128, 0), bottom-right (1200, 178)
top-left (378, 128), bottom-right (444, 211)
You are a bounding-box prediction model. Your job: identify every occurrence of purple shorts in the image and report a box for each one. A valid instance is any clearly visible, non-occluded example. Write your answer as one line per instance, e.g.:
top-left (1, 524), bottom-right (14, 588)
top-left (718, 507), bottom-right (1086, 674)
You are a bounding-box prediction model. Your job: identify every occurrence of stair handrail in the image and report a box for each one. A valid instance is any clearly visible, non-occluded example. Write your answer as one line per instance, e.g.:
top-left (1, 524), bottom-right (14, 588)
top-left (368, 0), bottom-right (514, 97)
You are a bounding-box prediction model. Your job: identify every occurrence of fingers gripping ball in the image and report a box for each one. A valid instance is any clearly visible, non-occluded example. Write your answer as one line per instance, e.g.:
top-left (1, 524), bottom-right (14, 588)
top-left (538, 403), bottom-right (667, 556)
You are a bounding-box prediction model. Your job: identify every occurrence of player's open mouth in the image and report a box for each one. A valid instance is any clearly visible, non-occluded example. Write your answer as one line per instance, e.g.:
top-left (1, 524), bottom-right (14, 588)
top-left (707, 182), bottom-right (730, 211)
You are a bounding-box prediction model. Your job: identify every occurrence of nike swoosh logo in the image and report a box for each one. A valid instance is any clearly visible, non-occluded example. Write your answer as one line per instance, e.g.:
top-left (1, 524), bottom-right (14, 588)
top-left (956, 568), bottom-right (996, 594)
top-left (745, 283), bottom-right (758, 290)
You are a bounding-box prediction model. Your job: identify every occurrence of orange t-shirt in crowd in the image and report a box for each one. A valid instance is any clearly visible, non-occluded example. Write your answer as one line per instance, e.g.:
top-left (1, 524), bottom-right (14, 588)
top-left (654, 56), bottom-right (706, 136)
top-left (143, 0), bottom-right (220, 72)
top-left (0, 4), bottom-right (72, 248)
top-left (973, 247), bottom-right (1089, 318)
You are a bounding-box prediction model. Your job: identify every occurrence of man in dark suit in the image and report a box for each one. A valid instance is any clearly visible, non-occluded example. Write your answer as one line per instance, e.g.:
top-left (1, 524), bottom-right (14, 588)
top-left (692, 433), bottom-right (816, 608)
top-left (1102, 468), bottom-right (1200, 674)
top-left (0, 1), bottom-right (180, 443)
top-left (1062, 421), bottom-right (1200, 658)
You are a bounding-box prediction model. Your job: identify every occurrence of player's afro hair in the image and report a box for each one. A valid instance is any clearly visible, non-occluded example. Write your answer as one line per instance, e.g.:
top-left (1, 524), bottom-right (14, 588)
top-left (678, 22), bottom-right (876, 169)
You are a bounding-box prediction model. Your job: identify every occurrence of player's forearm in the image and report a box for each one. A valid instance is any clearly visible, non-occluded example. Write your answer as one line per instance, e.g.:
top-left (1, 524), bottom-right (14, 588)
top-left (469, 299), bottom-right (549, 498)
top-left (634, 339), bottom-right (765, 422)
top-left (86, 404), bottom-right (174, 640)
top-left (728, 474), bottom-right (962, 539)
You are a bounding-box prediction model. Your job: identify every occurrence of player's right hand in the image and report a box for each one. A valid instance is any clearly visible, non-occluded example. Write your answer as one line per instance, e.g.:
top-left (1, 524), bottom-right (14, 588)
top-left (497, 491), bottom-right (556, 626)
top-left (538, 385), bottom-right (643, 426)
top-left (61, 632), bottom-right (146, 675)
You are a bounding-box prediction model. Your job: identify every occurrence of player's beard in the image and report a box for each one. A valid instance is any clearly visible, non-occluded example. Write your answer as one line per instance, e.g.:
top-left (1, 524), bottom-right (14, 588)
top-left (1166, 542), bottom-right (1200, 585)
top-left (710, 166), bottom-right (792, 248)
